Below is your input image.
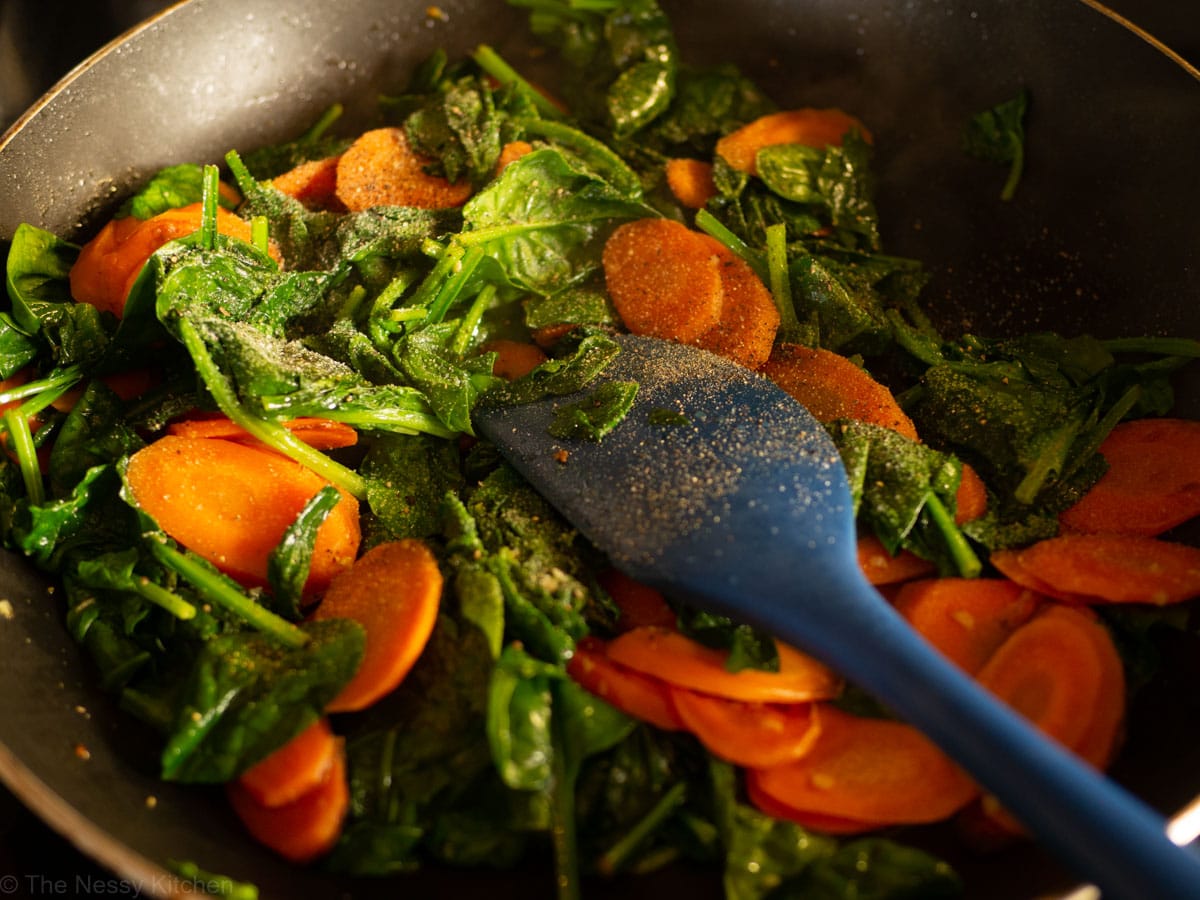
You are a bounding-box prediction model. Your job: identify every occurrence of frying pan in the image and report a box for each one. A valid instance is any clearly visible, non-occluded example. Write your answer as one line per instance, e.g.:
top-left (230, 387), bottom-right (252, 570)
top-left (1, 0), bottom-right (1199, 897)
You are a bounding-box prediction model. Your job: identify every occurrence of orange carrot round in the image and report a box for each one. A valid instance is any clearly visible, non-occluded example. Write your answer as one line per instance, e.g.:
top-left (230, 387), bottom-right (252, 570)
top-left (893, 577), bottom-right (1042, 676)
top-left (602, 218), bottom-right (725, 343)
top-left (1059, 418), bottom-right (1200, 536)
top-left (992, 533), bottom-right (1200, 606)
top-left (669, 686), bottom-right (821, 768)
top-left (482, 338), bottom-right (548, 381)
top-left (227, 736), bottom-right (349, 863)
top-left (761, 343), bottom-right (919, 440)
top-left (167, 415), bottom-right (358, 451)
top-left (270, 155), bottom-right (345, 211)
top-left (495, 140), bottom-right (535, 175)
top-left (745, 771), bottom-right (879, 835)
top-left (334, 127), bottom-right (472, 211)
top-left (567, 637), bottom-right (686, 731)
top-left (693, 234), bottom-right (781, 370)
top-left (605, 626), bottom-right (841, 703)
top-left (747, 706), bottom-right (978, 825)
top-left (70, 203), bottom-right (270, 318)
top-left (237, 717), bottom-right (337, 808)
top-left (665, 158), bottom-right (717, 209)
top-left (955, 463), bottom-right (988, 524)
top-left (311, 539), bottom-right (442, 713)
top-left (125, 435), bottom-right (360, 594)
top-left (715, 109), bottom-right (871, 175)
top-left (597, 568), bottom-right (677, 630)
top-left (856, 534), bottom-right (935, 586)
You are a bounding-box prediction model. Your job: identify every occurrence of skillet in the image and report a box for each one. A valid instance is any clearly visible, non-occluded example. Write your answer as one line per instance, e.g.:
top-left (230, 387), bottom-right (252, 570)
top-left (1, 0), bottom-right (1199, 897)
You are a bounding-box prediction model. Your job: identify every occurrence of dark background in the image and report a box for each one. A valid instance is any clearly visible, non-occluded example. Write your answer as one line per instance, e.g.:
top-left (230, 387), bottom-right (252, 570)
top-left (1, 0), bottom-right (1199, 896)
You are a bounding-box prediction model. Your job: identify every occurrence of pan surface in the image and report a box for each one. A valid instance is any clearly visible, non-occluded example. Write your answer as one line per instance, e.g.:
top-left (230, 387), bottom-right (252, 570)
top-left (1, 1), bottom-right (1199, 897)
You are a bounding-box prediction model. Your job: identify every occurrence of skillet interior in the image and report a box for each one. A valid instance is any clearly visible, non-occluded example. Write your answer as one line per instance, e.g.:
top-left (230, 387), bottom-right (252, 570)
top-left (1, 0), bottom-right (1199, 897)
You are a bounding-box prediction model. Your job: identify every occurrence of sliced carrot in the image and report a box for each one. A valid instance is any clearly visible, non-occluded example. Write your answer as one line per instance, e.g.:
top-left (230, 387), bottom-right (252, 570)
top-left (970, 604), bottom-right (1126, 837)
top-left (991, 533), bottom-right (1200, 606)
top-left (715, 109), bottom-right (871, 176)
top-left (124, 435), bottom-right (360, 594)
top-left (745, 771), bottom-right (880, 835)
top-left (1059, 418), bottom-right (1200, 536)
top-left (693, 234), bottom-right (781, 370)
top-left (669, 686), bottom-right (821, 768)
top-left (227, 736), bottom-right (349, 863)
top-left (975, 605), bottom-right (1103, 754)
top-left (605, 626), bottom-right (841, 703)
top-left (857, 533), bottom-right (935, 586)
top-left (748, 705), bottom-right (978, 825)
top-left (270, 155), bottom-right (345, 211)
top-left (481, 338), bottom-right (548, 381)
top-left (602, 218), bottom-right (725, 344)
top-left (761, 343), bottom-right (919, 441)
top-left (597, 568), bottom-right (677, 630)
top-left (167, 415), bottom-right (359, 451)
top-left (567, 637), bottom-right (686, 731)
top-left (70, 203), bottom-right (275, 318)
top-left (893, 578), bottom-right (1042, 676)
top-left (955, 462), bottom-right (988, 524)
top-left (310, 539), bottom-right (442, 713)
top-left (334, 127), bottom-right (472, 211)
top-left (237, 717), bottom-right (337, 808)
top-left (495, 140), bottom-right (535, 175)
top-left (665, 158), bottom-right (717, 209)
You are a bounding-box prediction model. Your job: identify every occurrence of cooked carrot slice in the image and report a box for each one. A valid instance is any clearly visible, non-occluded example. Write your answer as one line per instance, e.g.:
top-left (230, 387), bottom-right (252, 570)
top-left (669, 686), bottom-right (821, 767)
top-left (1059, 418), bottom-right (1200, 536)
top-left (893, 578), bottom-right (1042, 676)
top-left (597, 568), bottom-right (677, 630)
top-left (602, 218), bottom-right (725, 344)
top-left (748, 706), bottom-right (978, 825)
top-left (693, 234), bottom-right (781, 370)
top-left (605, 626), bottom-right (841, 703)
top-left (334, 127), bottom-right (472, 211)
top-left (745, 770), bottom-right (879, 835)
top-left (125, 435), bottom-right (360, 594)
top-left (992, 533), bottom-right (1200, 605)
top-left (167, 415), bottom-right (358, 451)
top-left (761, 343), bottom-right (919, 441)
top-left (310, 539), bottom-right (442, 713)
top-left (481, 338), bottom-right (548, 381)
top-left (976, 606), bottom-right (1103, 754)
top-left (70, 203), bottom-right (275, 318)
top-left (715, 109), bottom-right (871, 176)
top-left (955, 463), bottom-right (988, 524)
top-left (495, 140), bottom-right (535, 175)
top-left (665, 158), bottom-right (717, 209)
top-left (971, 604), bottom-right (1127, 837)
top-left (567, 637), bottom-right (686, 731)
top-left (227, 736), bottom-right (349, 863)
top-left (237, 717), bottom-right (337, 808)
top-left (271, 155), bottom-right (345, 211)
top-left (857, 534), bottom-right (935, 586)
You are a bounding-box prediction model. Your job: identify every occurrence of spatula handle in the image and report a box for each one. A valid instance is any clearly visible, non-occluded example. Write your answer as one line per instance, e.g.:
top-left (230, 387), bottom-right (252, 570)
top-left (763, 575), bottom-right (1200, 900)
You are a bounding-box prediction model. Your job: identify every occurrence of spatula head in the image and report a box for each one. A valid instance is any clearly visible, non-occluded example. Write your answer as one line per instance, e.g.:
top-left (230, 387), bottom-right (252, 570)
top-left (475, 334), bottom-right (858, 608)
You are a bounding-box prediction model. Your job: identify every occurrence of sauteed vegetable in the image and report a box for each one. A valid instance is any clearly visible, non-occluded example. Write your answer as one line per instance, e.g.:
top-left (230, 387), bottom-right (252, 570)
top-left (4, 0), bottom-right (1200, 896)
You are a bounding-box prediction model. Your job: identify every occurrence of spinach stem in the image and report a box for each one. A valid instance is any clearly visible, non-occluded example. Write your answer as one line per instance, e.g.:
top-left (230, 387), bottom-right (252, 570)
top-left (148, 539), bottom-right (309, 648)
top-left (0, 364), bottom-right (83, 408)
top-left (596, 781), bottom-right (688, 875)
top-left (133, 576), bottom-right (197, 620)
top-left (176, 317), bottom-right (367, 498)
top-left (694, 209), bottom-right (767, 282)
top-left (473, 44), bottom-right (564, 120)
top-left (516, 119), bottom-right (642, 196)
top-left (924, 493), bottom-right (982, 578)
top-left (3, 408), bottom-right (43, 506)
top-left (200, 165), bottom-right (220, 251)
top-left (452, 284), bottom-right (498, 356)
top-left (764, 223), bottom-right (800, 331)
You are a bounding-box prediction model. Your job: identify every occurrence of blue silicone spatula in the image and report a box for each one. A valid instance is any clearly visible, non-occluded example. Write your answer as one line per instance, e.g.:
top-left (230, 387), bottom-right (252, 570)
top-left (475, 333), bottom-right (1200, 900)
